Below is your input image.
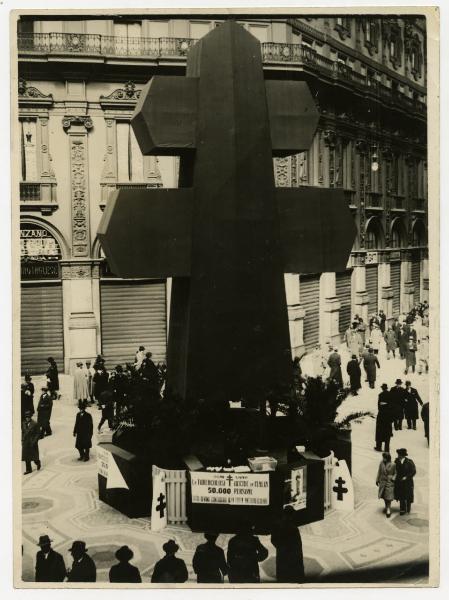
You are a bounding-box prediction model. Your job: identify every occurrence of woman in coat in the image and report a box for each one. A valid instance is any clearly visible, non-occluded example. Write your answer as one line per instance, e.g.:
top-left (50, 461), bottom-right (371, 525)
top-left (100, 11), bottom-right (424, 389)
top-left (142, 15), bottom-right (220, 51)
top-left (384, 326), bottom-right (397, 359)
top-left (369, 325), bottom-right (383, 355)
top-left (376, 452), bottom-right (396, 518)
top-left (37, 388), bottom-right (53, 437)
top-left (271, 506), bottom-right (304, 583)
top-left (346, 355), bottom-right (361, 395)
top-left (394, 448), bottom-right (416, 514)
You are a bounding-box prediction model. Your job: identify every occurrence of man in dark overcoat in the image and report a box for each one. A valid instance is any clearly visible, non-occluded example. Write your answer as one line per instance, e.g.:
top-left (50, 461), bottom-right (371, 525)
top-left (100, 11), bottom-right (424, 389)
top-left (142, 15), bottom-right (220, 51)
top-left (93, 366), bottom-right (109, 406)
top-left (346, 354), bottom-right (362, 395)
top-left (37, 387), bottom-right (53, 437)
top-left (363, 348), bottom-right (380, 388)
top-left (227, 522), bottom-right (269, 583)
top-left (394, 448), bottom-right (416, 515)
top-left (21, 384), bottom-right (34, 419)
top-left (151, 539), bottom-right (188, 583)
top-left (192, 533), bottom-right (228, 583)
top-left (375, 384), bottom-right (393, 452)
top-left (271, 506), bottom-right (304, 583)
top-left (97, 390), bottom-right (115, 432)
top-left (35, 534), bottom-right (66, 582)
top-left (22, 412), bottom-right (41, 474)
top-left (73, 402), bottom-right (94, 461)
top-left (404, 380), bottom-right (423, 430)
top-left (389, 379), bottom-right (407, 431)
top-left (66, 540), bottom-right (97, 582)
top-left (421, 402), bottom-right (429, 445)
top-left (327, 348), bottom-right (343, 388)
top-left (46, 357), bottom-right (60, 399)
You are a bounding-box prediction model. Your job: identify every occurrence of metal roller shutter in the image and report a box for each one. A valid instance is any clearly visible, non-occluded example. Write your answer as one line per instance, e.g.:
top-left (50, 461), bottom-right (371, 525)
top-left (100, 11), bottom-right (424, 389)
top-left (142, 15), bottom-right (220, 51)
top-left (300, 274), bottom-right (320, 350)
top-left (21, 282), bottom-right (64, 375)
top-left (100, 280), bottom-right (167, 366)
top-left (390, 262), bottom-right (401, 316)
top-left (411, 260), bottom-right (421, 303)
top-left (366, 265), bottom-right (378, 315)
top-left (336, 270), bottom-right (352, 336)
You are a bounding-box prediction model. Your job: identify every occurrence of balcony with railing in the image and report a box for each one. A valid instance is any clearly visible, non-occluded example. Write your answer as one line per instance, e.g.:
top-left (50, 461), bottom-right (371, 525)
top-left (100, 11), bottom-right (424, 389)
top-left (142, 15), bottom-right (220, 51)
top-left (18, 33), bottom-right (427, 117)
top-left (20, 181), bottom-right (58, 215)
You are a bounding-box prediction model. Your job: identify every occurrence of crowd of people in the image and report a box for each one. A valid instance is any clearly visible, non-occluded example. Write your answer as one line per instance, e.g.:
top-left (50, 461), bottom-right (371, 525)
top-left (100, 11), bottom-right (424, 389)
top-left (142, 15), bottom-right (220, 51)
top-left (21, 347), bottom-right (167, 474)
top-left (34, 509), bottom-right (303, 584)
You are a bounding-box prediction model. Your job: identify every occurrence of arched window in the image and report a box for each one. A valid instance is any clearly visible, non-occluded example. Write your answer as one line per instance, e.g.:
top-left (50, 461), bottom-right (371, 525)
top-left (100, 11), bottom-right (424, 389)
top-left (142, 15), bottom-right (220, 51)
top-left (412, 220), bottom-right (427, 247)
top-left (365, 217), bottom-right (384, 250)
top-left (390, 218), bottom-right (406, 249)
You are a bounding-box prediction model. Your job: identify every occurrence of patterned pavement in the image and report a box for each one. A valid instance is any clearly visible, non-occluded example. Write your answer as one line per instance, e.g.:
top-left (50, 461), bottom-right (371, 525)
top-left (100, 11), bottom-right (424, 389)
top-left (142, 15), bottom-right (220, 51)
top-left (20, 347), bottom-right (430, 585)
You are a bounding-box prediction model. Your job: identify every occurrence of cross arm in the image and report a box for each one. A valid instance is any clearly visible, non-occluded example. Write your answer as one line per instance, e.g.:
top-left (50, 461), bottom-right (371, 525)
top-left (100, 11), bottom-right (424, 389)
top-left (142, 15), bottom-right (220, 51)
top-left (132, 76), bottom-right (198, 156)
top-left (265, 81), bottom-right (320, 157)
top-left (98, 187), bottom-right (193, 278)
top-left (276, 187), bottom-right (357, 273)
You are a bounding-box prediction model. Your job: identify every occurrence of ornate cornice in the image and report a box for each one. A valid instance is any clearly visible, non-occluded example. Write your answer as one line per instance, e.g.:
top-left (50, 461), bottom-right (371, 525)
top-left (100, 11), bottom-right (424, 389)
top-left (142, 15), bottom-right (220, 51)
top-left (62, 115), bottom-right (93, 132)
top-left (99, 81), bottom-right (142, 109)
top-left (18, 78), bottom-right (53, 107)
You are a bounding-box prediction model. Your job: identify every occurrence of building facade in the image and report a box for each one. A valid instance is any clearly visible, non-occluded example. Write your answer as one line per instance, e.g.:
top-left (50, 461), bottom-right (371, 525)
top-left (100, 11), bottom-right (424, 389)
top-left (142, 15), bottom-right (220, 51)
top-left (17, 14), bottom-right (428, 373)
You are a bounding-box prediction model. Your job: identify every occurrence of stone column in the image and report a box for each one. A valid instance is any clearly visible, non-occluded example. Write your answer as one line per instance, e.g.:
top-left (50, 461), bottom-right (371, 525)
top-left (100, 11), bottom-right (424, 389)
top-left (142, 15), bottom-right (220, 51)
top-left (62, 116), bottom-right (98, 373)
top-left (284, 273), bottom-right (305, 358)
top-left (38, 116), bottom-right (57, 204)
top-left (378, 252), bottom-right (393, 321)
top-left (400, 250), bottom-right (414, 313)
top-left (319, 272), bottom-right (341, 347)
top-left (351, 254), bottom-right (369, 322)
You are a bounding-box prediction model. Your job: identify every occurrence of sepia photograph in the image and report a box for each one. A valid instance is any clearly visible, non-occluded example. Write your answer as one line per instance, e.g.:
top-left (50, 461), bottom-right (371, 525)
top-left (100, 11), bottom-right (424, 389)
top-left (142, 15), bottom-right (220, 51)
top-left (9, 4), bottom-right (439, 589)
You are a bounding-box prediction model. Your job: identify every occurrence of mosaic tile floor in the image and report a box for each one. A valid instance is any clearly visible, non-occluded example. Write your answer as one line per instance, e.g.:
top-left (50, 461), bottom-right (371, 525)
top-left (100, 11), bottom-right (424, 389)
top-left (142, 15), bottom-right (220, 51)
top-left (20, 349), bottom-right (430, 585)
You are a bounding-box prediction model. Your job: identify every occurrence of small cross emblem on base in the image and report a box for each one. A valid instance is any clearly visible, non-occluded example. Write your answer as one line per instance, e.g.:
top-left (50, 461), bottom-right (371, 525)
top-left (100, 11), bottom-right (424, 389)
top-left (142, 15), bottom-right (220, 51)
top-left (333, 476), bottom-right (348, 501)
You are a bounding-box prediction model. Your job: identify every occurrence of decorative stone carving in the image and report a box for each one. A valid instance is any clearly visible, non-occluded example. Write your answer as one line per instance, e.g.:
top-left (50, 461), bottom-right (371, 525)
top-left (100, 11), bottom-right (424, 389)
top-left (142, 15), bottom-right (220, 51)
top-left (64, 121), bottom-right (91, 257)
top-left (61, 263), bottom-right (92, 279)
top-left (274, 157), bottom-right (290, 187)
top-left (100, 81), bottom-right (142, 102)
top-left (18, 78), bottom-right (53, 101)
top-left (62, 115), bottom-right (93, 131)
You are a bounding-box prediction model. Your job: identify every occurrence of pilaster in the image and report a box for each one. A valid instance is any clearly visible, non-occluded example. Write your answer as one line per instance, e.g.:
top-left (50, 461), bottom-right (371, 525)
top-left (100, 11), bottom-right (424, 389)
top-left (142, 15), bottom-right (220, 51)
top-left (319, 272), bottom-right (341, 347)
top-left (63, 115), bottom-right (93, 258)
top-left (378, 252), bottom-right (393, 319)
top-left (284, 273), bottom-right (305, 358)
top-left (350, 253), bottom-right (369, 322)
top-left (400, 250), bottom-right (414, 313)
top-left (61, 260), bottom-right (99, 374)
top-left (421, 255), bottom-right (429, 302)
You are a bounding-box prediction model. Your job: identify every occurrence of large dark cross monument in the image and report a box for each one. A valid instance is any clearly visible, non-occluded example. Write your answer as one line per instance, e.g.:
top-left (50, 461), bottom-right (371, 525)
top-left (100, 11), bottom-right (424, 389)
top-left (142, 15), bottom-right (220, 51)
top-left (99, 21), bottom-right (356, 403)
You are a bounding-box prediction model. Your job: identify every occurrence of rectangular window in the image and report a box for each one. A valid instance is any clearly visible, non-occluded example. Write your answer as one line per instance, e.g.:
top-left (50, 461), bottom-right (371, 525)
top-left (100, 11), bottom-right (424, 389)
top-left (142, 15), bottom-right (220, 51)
top-left (20, 120), bottom-right (38, 181)
top-left (190, 21), bottom-right (211, 39)
top-left (116, 122), bottom-right (144, 182)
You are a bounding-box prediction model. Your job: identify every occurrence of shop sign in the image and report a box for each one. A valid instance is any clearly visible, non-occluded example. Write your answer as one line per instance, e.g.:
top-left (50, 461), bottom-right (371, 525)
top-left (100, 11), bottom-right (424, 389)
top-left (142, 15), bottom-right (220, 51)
top-left (21, 261), bottom-right (59, 280)
top-left (190, 471), bottom-right (269, 506)
top-left (97, 446), bottom-right (110, 479)
top-left (21, 223), bottom-right (62, 280)
top-left (284, 465), bottom-right (307, 511)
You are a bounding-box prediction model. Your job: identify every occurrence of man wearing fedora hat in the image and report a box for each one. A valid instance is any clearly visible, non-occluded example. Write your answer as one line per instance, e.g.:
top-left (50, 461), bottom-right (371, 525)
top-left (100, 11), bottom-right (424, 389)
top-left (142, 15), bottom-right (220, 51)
top-left (151, 539), bottom-right (188, 583)
top-left (374, 384), bottom-right (393, 452)
top-left (35, 534), bottom-right (66, 582)
top-left (73, 401), bottom-right (94, 461)
top-left (22, 411), bottom-right (41, 475)
top-left (109, 545), bottom-right (142, 583)
top-left (394, 448), bottom-right (417, 515)
top-left (66, 540), bottom-right (97, 582)
top-left (389, 379), bottom-right (407, 431)
top-left (192, 532), bottom-right (228, 583)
